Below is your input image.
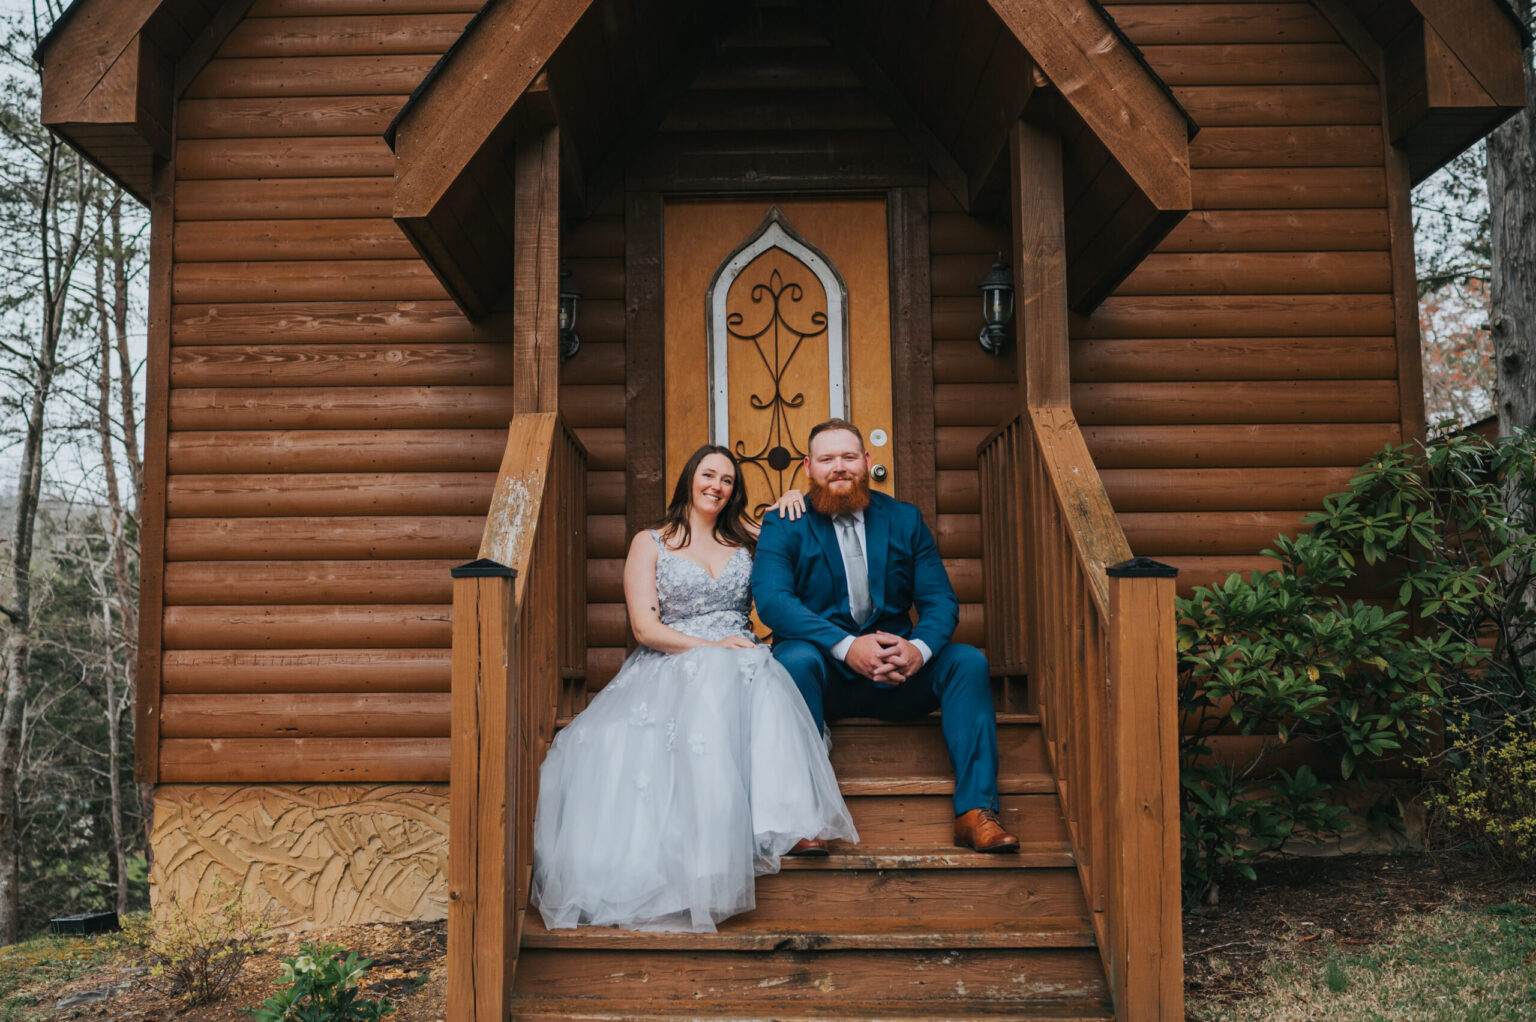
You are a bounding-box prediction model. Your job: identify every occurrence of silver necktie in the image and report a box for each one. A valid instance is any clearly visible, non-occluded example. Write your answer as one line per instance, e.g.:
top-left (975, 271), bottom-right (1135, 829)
top-left (835, 513), bottom-right (873, 623)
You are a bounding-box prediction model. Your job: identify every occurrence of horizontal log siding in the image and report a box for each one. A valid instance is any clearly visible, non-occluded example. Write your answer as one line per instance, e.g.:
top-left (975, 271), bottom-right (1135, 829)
top-left (162, 0), bottom-right (623, 779)
top-left (1092, 0), bottom-right (1397, 585)
top-left (928, 185), bottom-right (1008, 654)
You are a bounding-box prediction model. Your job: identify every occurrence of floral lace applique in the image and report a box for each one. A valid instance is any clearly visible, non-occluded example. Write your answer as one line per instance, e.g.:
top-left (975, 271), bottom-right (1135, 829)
top-left (647, 530), bottom-right (756, 645)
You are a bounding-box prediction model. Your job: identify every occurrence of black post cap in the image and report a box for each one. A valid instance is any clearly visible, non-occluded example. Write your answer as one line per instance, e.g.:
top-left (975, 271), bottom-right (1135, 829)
top-left (1107, 556), bottom-right (1178, 579)
top-left (451, 558), bottom-right (517, 578)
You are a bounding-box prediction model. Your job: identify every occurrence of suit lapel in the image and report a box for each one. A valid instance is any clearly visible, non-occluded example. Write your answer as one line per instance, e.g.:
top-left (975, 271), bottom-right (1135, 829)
top-left (808, 511), bottom-right (849, 615)
top-left (862, 497), bottom-right (889, 623)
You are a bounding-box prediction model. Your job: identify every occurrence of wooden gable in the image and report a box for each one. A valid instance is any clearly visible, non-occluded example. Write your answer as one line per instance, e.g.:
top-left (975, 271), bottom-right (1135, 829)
top-left (387, 0), bottom-right (1200, 318)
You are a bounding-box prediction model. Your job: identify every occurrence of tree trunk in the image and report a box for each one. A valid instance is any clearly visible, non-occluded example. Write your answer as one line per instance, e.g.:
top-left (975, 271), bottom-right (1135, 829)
top-left (94, 196), bottom-right (131, 917)
top-left (1488, 0), bottom-right (1536, 436)
top-left (0, 137), bottom-right (93, 945)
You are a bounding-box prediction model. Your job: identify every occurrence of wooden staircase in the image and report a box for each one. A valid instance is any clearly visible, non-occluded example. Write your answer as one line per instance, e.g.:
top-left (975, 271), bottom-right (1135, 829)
top-left (510, 713), bottom-right (1114, 1021)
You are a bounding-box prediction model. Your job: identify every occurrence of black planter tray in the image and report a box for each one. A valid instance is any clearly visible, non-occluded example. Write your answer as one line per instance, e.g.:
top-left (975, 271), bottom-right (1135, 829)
top-left (50, 911), bottom-right (120, 935)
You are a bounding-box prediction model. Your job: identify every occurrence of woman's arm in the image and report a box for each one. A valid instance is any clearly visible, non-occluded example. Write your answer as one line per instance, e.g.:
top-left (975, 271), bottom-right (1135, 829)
top-left (623, 532), bottom-right (750, 653)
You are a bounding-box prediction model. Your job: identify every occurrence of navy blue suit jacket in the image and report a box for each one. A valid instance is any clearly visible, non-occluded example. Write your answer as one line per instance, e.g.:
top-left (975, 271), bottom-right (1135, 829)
top-left (751, 491), bottom-right (959, 661)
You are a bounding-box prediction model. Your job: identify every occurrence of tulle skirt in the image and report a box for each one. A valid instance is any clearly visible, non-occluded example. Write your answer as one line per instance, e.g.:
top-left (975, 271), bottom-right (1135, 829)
top-left (530, 643), bottom-right (858, 932)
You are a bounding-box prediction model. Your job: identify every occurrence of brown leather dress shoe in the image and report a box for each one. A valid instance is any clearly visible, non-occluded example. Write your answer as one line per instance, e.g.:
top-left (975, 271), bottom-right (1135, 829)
top-left (954, 808), bottom-right (1020, 853)
top-left (786, 837), bottom-right (829, 856)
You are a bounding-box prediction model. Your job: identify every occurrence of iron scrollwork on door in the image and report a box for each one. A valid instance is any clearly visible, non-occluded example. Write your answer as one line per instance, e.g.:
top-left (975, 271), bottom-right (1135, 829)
top-left (706, 207), bottom-right (850, 516)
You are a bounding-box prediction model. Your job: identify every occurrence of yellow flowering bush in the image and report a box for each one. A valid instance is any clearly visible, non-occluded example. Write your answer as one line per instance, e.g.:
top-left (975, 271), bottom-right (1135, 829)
top-left (121, 878), bottom-right (272, 1007)
top-left (1425, 716), bottom-right (1536, 869)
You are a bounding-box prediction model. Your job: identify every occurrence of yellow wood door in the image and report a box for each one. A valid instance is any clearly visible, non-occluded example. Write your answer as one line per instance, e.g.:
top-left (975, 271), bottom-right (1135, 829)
top-left (663, 199), bottom-right (895, 518)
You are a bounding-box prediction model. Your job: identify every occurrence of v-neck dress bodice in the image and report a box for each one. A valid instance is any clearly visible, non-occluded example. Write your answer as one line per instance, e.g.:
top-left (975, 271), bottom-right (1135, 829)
top-left (650, 531), bottom-right (754, 643)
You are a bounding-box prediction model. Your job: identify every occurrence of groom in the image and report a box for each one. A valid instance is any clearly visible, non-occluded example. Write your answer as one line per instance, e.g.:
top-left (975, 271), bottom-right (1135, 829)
top-left (752, 418), bottom-right (1019, 854)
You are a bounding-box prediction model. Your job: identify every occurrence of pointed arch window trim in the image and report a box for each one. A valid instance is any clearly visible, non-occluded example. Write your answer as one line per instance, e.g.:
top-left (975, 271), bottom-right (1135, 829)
top-left (705, 206), bottom-right (851, 449)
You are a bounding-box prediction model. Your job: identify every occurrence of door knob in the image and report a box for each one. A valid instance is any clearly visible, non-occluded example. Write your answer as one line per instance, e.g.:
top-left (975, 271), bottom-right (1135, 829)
top-left (871, 464), bottom-right (888, 482)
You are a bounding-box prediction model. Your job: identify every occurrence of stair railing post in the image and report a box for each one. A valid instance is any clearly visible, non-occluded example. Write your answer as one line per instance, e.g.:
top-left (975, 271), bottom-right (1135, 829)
top-left (449, 559), bottom-right (519, 1022)
top-left (1106, 559), bottom-right (1183, 1022)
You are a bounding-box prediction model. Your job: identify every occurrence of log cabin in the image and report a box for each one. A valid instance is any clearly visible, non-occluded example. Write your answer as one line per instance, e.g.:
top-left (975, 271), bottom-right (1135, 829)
top-left (37, 0), bottom-right (1530, 1018)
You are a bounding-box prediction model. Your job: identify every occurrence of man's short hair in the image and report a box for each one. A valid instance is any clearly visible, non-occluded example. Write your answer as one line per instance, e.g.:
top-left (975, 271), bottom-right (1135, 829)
top-left (808, 418), bottom-right (864, 452)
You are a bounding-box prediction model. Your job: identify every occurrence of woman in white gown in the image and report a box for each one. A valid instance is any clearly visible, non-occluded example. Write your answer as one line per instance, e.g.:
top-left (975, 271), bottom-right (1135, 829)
top-left (531, 445), bottom-right (858, 932)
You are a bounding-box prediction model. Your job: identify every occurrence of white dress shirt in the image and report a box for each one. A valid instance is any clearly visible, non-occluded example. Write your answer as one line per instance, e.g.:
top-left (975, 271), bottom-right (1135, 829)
top-left (827, 508), bottom-right (931, 668)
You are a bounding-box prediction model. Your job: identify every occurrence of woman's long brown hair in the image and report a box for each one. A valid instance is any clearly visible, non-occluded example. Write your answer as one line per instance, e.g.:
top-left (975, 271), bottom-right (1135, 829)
top-left (654, 445), bottom-right (756, 552)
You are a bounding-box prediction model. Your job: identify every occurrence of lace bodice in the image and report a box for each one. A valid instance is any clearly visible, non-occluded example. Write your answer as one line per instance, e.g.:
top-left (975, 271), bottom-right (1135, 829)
top-left (649, 530), bottom-right (755, 643)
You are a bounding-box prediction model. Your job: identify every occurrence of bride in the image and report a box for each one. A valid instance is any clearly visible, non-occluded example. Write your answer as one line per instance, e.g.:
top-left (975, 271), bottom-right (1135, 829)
top-left (530, 444), bottom-right (858, 932)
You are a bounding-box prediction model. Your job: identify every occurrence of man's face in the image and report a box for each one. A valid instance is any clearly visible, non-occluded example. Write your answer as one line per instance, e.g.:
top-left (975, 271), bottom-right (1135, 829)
top-left (804, 428), bottom-right (871, 493)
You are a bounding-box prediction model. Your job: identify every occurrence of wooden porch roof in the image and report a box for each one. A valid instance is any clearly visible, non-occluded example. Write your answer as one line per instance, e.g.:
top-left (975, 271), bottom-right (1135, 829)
top-left (35, 0), bottom-right (1532, 270)
top-left (386, 0), bottom-right (1204, 317)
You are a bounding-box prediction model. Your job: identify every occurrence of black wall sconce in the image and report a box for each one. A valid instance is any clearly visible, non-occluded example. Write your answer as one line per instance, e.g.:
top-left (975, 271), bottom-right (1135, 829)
top-left (978, 253), bottom-right (1015, 355)
top-left (559, 265), bottom-right (581, 362)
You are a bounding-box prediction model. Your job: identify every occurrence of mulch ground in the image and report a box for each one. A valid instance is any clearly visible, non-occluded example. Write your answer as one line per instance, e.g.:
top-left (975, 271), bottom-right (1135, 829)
top-left (25, 920), bottom-right (446, 1022)
top-left (1184, 851), bottom-right (1536, 1009)
top-left (15, 852), bottom-right (1535, 1019)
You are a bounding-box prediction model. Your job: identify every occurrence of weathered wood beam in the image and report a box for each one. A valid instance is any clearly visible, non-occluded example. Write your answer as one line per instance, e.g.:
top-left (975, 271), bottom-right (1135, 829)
top-left (1009, 119), bottom-right (1070, 409)
top-left (1319, 0), bottom-right (1528, 182)
top-left (37, 0), bottom-right (161, 122)
top-left (392, 0), bottom-right (593, 226)
top-left (39, 0), bottom-right (251, 203)
top-left (987, 0), bottom-right (1192, 216)
top-left (1409, 0), bottom-right (1528, 106)
top-left (512, 125), bottom-right (562, 414)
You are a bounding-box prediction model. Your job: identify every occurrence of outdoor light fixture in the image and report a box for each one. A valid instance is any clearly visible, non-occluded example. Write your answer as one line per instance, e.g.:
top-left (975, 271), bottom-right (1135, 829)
top-left (559, 265), bottom-right (582, 362)
top-left (978, 253), bottom-right (1015, 355)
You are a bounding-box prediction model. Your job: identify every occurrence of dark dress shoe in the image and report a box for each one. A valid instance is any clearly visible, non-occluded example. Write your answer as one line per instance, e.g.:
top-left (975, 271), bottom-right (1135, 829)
top-left (786, 837), bottom-right (830, 856)
top-left (954, 808), bottom-right (1020, 853)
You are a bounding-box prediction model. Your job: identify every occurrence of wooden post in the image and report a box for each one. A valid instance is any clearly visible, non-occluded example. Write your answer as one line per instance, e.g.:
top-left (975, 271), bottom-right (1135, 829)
top-left (1009, 118), bottom-right (1070, 410)
top-left (449, 561), bottom-right (517, 1022)
top-left (513, 124), bottom-right (562, 414)
top-left (1107, 561), bottom-right (1183, 1022)
top-left (135, 156), bottom-right (173, 784)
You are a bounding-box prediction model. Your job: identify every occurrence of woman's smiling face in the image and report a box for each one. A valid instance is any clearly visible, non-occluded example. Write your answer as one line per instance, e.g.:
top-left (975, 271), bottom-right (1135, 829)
top-left (691, 452), bottom-right (737, 517)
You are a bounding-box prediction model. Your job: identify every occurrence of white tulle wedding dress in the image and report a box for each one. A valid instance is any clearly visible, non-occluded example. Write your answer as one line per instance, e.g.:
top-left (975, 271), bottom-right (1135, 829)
top-left (530, 531), bottom-right (858, 932)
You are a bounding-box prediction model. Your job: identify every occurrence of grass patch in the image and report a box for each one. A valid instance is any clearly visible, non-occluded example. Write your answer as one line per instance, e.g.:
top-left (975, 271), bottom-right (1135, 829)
top-left (0, 928), bottom-right (130, 1021)
top-left (1194, 901), bottom-right (1536, 1021)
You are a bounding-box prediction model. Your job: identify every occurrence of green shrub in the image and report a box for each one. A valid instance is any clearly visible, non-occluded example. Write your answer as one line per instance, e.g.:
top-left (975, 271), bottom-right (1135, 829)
top-left (122, 878), bottom-right (272, 1007)
top-left (1177, 530), bottom-right (1460, 905)
top-left (251, 941), bottom-right (396, 1022)
top-left (1176, 430), bottom-right (1536, 905)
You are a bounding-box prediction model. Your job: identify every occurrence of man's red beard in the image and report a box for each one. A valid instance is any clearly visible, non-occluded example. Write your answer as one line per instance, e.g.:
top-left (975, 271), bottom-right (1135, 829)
top-left (808, 472), bottom-right (872, 516)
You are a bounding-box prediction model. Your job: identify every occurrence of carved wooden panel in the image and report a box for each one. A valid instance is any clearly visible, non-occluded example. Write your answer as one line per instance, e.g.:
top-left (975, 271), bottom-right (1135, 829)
top-left (150, 784), bottom-right (448, 927)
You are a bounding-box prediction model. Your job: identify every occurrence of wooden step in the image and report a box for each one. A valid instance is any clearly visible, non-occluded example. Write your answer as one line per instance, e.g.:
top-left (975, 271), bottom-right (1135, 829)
top-left (513, 1004), bottom-right (1112, 1022)
top-left (511, 949), bottom-right (1111, 1018)
top-left (522, 914), bottom-right (1093, 951)
top-left (827, 793), bottom-right (1069, 855)
top-left (829, 718), bottom-right (1048, 795)
top-left (778, 845), bottom-right (1071, 869)
top-left (524, 866), bottom-right (1091, 951)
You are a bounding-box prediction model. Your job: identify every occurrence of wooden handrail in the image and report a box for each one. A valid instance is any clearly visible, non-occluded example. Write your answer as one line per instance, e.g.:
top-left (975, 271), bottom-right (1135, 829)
top-left (448, 411), bottom-right (586, 1022)
top-left (979, 408), bottom-right (1182, 1021)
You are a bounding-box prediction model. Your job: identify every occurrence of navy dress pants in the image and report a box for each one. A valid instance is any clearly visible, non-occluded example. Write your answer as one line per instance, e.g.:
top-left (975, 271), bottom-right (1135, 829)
top-left (771, 639), bottom-right (1001, 816)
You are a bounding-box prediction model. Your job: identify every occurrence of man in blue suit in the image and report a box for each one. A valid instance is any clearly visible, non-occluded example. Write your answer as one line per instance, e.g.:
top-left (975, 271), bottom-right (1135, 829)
top-left (752, 418), bottom-right (1019, 854)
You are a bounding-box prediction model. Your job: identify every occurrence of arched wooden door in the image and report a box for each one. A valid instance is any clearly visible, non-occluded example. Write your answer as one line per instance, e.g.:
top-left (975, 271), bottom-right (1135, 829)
top-left (663, 199), bottom-right (896, 517)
